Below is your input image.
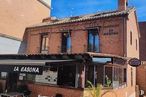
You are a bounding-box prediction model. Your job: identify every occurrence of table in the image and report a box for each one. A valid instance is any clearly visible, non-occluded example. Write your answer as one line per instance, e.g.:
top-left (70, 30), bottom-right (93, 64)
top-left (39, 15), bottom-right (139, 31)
top-left (0, 92), bottom-right (24, 97)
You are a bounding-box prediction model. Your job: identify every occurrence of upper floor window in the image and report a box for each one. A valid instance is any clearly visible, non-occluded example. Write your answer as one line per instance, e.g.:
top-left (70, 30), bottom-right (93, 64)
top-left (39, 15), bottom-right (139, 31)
top-left (40, 34), bottom-right (48, 54)
top-left (136, 39), bottom-right (138, 50)
top-left (88, 29), bottom-right (99, 52)
top-left (130, 31), bottom-right (132, 45)
top-left (61, 32), bottom-right (71, 53)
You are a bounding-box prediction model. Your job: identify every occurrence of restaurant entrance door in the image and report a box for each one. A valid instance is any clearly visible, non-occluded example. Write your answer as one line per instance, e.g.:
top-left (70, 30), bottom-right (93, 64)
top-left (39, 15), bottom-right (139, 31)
top-left (5, 73), bottom-right (18, 92)
top-left (57, 65), bottom-right (76, 87)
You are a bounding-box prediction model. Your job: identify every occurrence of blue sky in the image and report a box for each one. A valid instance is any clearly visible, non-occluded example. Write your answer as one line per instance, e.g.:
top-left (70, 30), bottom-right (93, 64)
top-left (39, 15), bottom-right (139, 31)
top-left (51, 0), bottom-right (146, 21)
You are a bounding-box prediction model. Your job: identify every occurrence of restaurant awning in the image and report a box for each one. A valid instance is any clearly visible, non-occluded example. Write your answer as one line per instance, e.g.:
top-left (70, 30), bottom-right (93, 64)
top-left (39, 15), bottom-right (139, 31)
top-left (0, 53), bottom-right (128, 74)
top-left (0, 59), bottom-right (77, 65)
top-left (0, 59), bottom-right (78, 75)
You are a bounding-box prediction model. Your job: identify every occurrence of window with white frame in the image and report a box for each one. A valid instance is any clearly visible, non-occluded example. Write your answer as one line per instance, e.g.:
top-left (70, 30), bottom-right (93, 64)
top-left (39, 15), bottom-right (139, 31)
top-left (104, 65), bottom-right (127, 88)
top-left (40, 33), bottom-right (48, 54)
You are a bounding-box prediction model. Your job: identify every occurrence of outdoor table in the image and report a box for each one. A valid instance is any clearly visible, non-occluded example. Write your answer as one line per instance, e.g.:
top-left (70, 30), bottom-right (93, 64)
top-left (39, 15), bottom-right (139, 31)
top-left (0, 92), bottom-right (24, 97)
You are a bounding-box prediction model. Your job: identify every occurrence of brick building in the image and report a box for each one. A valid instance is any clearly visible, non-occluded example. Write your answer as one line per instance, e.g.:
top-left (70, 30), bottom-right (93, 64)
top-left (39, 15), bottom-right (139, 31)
top-left (0, 0), bottom-right (140, 97)
top-left (137, 22), bottom-right (146, 96)
top-left (0, 0), bottom-right (51, 39)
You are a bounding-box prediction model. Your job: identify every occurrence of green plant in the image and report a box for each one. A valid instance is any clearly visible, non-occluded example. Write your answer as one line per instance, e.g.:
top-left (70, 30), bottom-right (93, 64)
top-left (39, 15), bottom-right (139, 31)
top-left (86, 81), bottom-right (102, 97)
top-left (105, 75), bottom-right (112, 87)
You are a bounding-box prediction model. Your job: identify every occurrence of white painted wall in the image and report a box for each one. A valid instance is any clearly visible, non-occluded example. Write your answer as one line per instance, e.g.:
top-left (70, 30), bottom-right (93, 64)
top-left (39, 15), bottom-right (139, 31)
top-left (0, 36), bottom-right (21, 54)
top-left (42, 0), bottom-right (51, 7)
top-left (129, 92), bottom-right (136, 97)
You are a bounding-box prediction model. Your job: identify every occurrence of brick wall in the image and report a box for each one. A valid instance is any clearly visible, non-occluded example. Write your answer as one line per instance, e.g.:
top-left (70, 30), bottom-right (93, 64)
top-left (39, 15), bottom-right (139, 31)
top-left (139, 22), bottom-right (146, 61)
top-left (136, 64), bottom-right (146, 96)
top-left (28, 83), bottom-right (83, 97)
top-left (26, 17), bottom-right (124, 56)
top-left (138, 22), bottom-right (146, 96)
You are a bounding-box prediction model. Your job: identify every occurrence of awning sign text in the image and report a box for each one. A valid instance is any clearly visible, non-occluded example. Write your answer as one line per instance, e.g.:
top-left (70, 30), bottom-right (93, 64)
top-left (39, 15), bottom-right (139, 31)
top-left (13, 66), bottom-right (40, 74)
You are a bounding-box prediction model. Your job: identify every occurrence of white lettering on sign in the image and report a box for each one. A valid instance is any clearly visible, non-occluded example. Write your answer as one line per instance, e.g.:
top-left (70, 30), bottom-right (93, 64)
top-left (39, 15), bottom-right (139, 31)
top-left (14, 67), bottom-right (19, 71)
top-left (13, 66), bottom-right (40, 73)
top-left (21, 67), bottom-right (39, 73)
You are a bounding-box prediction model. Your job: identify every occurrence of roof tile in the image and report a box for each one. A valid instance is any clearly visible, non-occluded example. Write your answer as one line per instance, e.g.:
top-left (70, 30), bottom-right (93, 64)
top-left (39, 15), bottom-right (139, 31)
top-left (28, 7), bottom-right (135, 28)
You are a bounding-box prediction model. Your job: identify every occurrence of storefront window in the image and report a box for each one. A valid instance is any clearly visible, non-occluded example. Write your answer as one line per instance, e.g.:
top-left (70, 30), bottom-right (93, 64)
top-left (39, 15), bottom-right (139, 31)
top-left (35, 66), bottom-right (58, 84)
top-left (104, 67), bottom-right (112, 87)
top-left (85, 65), bottom-right (103, 87)
top-left (23, 65), bottom-right (76, 87)
top-left (104, 66), bottom-right (127, 88)
top-left (57, 65), bottom-right (76, 87)
top-left (26, 74), bottom-right (35, 82)
top-left (0, 72), bottom-right (7, 79)
top-left (85, 66), bottom-right (94, 87)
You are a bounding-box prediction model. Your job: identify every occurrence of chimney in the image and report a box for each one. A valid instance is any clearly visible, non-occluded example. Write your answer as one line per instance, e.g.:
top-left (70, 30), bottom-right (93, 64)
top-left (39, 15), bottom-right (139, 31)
top-left (42, 17), bottom-right (58, 23)
top-left (118, 0), bottom-right (128, 11)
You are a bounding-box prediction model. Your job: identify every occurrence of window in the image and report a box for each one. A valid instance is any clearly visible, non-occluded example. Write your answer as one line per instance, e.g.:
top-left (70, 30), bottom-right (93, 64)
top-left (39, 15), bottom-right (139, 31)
top-left (88, 29), bottom-right (99, 52)
top-left (104, 66), bottom-right (112, 87)
top-left (24, 65), bottom-right (76, 87)
top-left (61, 32), bottom-right (71, 53)
top-left (35, 66), bottom-right (58, 84)
top-left (130, 31), bottom-right (132, 45)
top-left (104, 66), bottom-right (127, 88)
top-left (124, 68), bottom-right (127, 82)
top-left (85, 66), bottom-right (94, 87)
top-left (131, 68), bottom-right (133, 86)
top-left (85, 65), bottom-right (104, 87)
top-left (40, 34), bottom-right (48, 54)
top-left (0, 72), bottom-right (7, 79)
top-left (25, 74), bottom-right (35, 82)
top-left (24, 66), bottom-right (58, 84)
top-left (136, 39), bottom-right (138, 50)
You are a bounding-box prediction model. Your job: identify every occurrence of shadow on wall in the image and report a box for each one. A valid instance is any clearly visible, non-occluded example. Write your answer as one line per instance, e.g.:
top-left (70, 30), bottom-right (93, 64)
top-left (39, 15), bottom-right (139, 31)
top-left (18, 40), bottom-right (27, 54)
top-left (18, 30), bottom-right (28, 54)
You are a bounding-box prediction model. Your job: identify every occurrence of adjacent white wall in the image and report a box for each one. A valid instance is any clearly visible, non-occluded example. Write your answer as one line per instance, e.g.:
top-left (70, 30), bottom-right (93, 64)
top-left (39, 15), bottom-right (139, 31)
top-left (43, 0), bottom-right (51, 7)
top-left (0, 36), bottom-right (21, 54)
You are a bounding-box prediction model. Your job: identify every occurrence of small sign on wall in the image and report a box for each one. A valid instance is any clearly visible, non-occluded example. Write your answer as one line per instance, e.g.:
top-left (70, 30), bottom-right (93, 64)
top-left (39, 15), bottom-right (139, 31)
top-left (103, 29), bottom-right (118, 35)
top-left (128, 58), bottom-right (141, 67)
